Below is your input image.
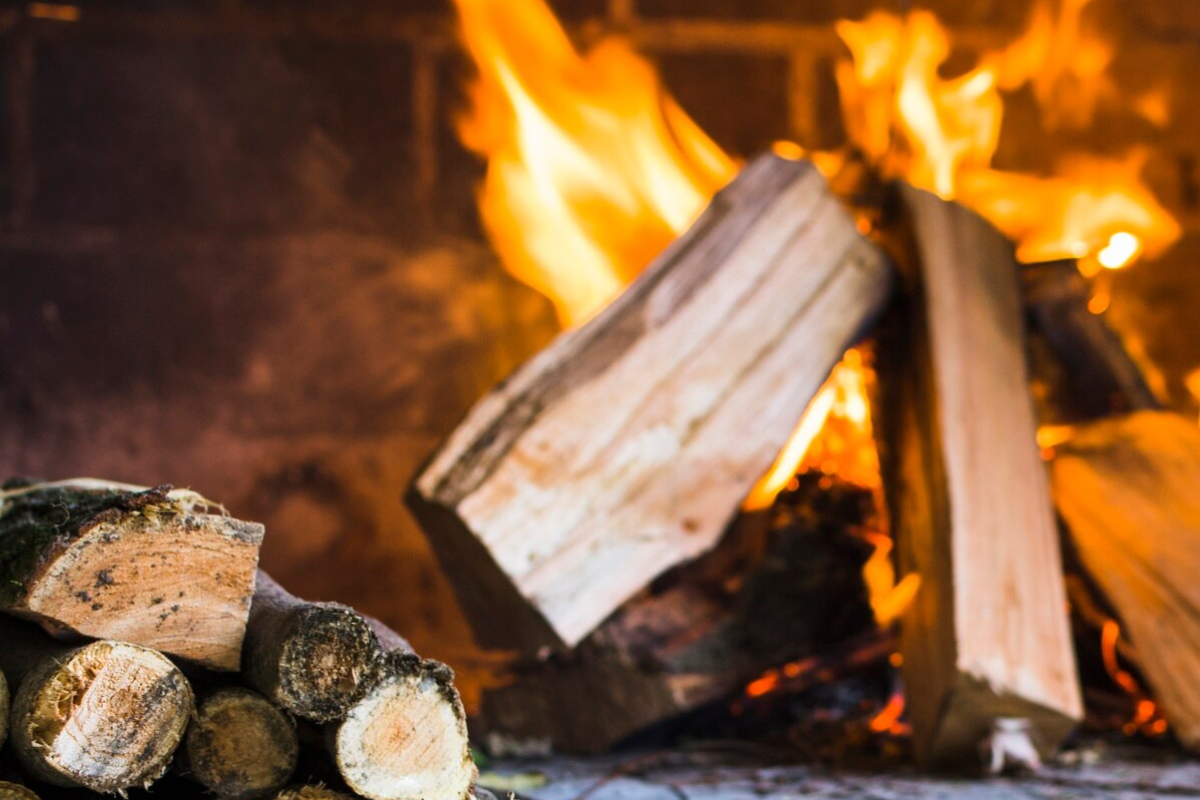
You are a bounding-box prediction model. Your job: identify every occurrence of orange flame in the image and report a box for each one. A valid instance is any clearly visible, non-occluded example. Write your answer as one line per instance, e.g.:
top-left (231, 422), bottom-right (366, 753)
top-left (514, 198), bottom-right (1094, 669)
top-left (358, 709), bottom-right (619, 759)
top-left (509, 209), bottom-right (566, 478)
top-left (870, 690), bottom-right (909, 735)
top-left (835, 7), bottom-right (1180, 270)
top-left (453, 0), bottom-right (735, 326)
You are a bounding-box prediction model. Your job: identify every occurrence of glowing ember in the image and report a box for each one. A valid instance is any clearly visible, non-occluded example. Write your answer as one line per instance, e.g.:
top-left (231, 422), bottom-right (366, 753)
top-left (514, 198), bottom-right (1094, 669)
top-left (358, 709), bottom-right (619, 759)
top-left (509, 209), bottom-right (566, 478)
top-left (861, 532), bottom-right (922, 628)
top-left (452, 0), bottom-right (735, 326)
top-left (869, 691), bottom-right (909, 735)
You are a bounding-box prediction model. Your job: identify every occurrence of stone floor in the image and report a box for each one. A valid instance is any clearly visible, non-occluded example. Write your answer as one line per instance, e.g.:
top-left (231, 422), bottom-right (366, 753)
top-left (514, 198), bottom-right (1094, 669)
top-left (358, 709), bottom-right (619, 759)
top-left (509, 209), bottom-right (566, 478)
top-left (483, 745), bottom-right (1200, 800)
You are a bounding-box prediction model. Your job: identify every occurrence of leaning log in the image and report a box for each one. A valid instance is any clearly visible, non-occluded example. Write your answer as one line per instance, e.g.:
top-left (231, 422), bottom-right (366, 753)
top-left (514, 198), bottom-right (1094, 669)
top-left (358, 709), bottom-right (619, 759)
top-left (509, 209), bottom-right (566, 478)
top-left (409, 153), bottom-right (894, 649)
top-left (243, 572), bottom-right (383, 722)
top-left (872, 185), bottom-right (1082, 766)
top-left (476, 474), bottom-right (877, 752)
top-left (184, 688), bottom-right (300, 800)
top-left (0, 479), bottom-right (263, 670)
top-left (0, 615), bottom-right (194, 793)
top-left (1051, 411), bottom-right (1200, 750)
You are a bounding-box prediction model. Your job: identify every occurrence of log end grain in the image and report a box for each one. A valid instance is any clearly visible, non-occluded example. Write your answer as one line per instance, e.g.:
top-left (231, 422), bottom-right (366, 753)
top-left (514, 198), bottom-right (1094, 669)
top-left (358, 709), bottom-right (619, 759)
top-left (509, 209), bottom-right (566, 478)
top-left (332, 654), bottom-right (475, 800)
top-left (11, 640), bottom-right (194, 793)
top-left (185, 688), bottom-right (299, 800)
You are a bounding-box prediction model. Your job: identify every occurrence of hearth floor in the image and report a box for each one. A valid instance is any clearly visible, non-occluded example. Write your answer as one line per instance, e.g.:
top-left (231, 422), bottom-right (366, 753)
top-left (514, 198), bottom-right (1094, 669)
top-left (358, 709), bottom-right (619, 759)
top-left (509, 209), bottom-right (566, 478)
top-left (483, 745), bottom-right (1200, 800)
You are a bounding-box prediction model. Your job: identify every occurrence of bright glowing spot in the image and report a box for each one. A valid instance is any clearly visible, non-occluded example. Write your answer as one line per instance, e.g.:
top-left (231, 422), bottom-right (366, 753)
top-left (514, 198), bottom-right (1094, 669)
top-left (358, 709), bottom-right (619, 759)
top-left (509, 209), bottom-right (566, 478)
top-left (1098, 231), bottom-right (1141, 269)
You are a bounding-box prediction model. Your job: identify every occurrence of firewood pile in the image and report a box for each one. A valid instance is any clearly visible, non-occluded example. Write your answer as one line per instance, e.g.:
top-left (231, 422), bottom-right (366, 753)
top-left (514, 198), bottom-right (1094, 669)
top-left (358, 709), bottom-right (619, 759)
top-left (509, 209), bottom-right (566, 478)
top-left (0, 481), bottom-right (477, 800)
top-left (408, 153), bottom-right (1200, 770)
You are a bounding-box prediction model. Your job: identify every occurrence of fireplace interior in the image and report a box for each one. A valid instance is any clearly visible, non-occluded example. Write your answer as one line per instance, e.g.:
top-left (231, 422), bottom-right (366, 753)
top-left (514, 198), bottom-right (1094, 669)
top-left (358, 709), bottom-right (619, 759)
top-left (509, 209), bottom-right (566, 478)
top-left (3, 0), bottom-right (1200, 798)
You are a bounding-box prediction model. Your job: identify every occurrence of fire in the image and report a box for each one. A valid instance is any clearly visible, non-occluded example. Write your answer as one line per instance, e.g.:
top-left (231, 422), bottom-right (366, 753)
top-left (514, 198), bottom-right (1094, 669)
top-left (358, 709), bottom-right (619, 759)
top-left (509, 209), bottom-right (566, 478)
top-left (869, 691), bottom-right (909, 735)
top-left (452, 0), bottom-right (735, 326)
top-left (743, 348), bottom-right (878, 511)
top-left (835, 7), bottom-right (1180, 270)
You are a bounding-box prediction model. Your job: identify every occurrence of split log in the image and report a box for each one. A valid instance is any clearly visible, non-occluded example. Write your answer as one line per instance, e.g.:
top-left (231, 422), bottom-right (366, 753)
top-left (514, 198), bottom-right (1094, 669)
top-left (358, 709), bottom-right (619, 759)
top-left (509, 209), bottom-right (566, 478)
top-left (243, 572), bottom-right (383, 722)
top-left (872, 185), bottom-right (1082, 766)
top-left (1021, 260), bottom-right (1160, 420)
top-left (0, 479), bottom-right (263, 670)
top-left (409, 153), bottom-right (894, 649)
top-left (184, 688), bottom-right (300, 800)
top-left (0, 783), bottom-right (39, 800)
top-left (328, 622), bottom-right (476, 800)
top-left (1050, 411), bottom-right (1200, 749)
top-left (0, 615), bottom-right (194, 793)
top-left (476, 474), bottom-right (877, 753)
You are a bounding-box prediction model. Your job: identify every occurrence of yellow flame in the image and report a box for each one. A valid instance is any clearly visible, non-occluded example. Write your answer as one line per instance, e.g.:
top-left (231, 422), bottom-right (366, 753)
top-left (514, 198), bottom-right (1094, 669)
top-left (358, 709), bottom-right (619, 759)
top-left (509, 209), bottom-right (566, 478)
top-left (835, 8), bottom-right (1180, 270)
top-left (453, 0), bottom-right (735, 326)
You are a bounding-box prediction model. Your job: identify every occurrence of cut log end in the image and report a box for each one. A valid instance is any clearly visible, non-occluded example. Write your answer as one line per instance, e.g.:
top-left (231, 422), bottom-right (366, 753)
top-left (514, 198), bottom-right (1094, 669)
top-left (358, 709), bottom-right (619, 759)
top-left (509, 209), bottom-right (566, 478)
top-left (274, 788), bottom-right (355, 800)
top-left (273, 604), bottom-right (382, 721)
top-left (185, 688), bottom-right (299, 800)
top-left (0, 782), bottom-right (40, 800)
top-left (1, 484), bottom-right (263, 671)
top-left (332, 654), bottom-right (475, 800)
top-left (12, 640), bottom-right (194, 793)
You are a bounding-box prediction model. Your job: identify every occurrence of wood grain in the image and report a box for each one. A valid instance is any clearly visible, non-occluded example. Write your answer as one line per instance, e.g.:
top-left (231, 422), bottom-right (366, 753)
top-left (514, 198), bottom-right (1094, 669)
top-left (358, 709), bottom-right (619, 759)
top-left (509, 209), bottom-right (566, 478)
top-left (874, 185), bottom-right (1082, 766)
top-left (409, 154), bottom-right (894, 649)
top-left (1052, 411), bottom-right (1200, 750)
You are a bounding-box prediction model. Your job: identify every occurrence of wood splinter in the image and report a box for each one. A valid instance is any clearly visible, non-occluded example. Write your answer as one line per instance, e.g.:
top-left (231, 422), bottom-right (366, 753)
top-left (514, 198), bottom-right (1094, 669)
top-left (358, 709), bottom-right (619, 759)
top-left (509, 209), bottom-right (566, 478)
top-left (184, 687), bottom-right (300, 800)
top-left (243, 572), bottom-right (384, 722)
top-left (0, 479), bottom-right (263, 671)
top-left (0, 615), bottom-right (194, 794)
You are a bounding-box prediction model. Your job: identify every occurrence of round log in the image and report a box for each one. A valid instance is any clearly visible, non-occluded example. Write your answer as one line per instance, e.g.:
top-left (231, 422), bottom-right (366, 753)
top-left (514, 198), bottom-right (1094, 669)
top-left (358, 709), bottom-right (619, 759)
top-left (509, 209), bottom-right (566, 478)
top-left (329, 654), bottom-right (475, 800)
top-left (185, 688), bottom-right (299, 800)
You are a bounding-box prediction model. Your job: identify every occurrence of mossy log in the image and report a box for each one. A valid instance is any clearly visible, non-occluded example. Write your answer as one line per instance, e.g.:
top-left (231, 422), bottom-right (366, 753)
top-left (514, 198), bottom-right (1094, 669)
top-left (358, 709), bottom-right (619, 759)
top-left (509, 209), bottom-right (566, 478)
top-left (0, 479), bottom-right (263, 671)
top-left (0, 615), bottom-right (194, 794)
top-left (184, 688), bottom-right (299, 800)
top-left (0, 782), bottom-right (40, 800)
top-left (328, 653), bottom-right (475, 800)
top-left (243, 572), bottom-right (383, 722)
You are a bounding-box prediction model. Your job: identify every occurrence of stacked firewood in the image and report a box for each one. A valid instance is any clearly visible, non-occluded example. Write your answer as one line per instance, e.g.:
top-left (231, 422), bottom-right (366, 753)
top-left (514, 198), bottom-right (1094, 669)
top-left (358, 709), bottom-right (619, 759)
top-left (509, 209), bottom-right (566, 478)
top-left (0, 481), bottom-right (477, 800)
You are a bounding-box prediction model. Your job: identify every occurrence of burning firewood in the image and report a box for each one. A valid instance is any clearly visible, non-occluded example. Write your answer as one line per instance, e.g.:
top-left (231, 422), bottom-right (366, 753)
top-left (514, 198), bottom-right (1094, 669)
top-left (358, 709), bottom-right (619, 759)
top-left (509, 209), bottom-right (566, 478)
top-left (0, 783), bottom-right (39, 800)
top-left (183, 687), bottom-right (300, 800)
top-left (409, 153), bottom-right (895, 650)
top-left (0, 479), bottom-right (263, 671)
top-left (328, 630), bottom-right (476, 800)
top-left (873, 185), bottom-right (1082, 767)
top-left (0, 614), bottom-right (194, 793)
top-left (476, 475), bottom-right (879, 753)
top-left (243, 572), bottom-right (384, 722)
top-left (1051, 411), bottom-right (1200, 750)
top-left (1021, 260), bottom-right (1160, 420)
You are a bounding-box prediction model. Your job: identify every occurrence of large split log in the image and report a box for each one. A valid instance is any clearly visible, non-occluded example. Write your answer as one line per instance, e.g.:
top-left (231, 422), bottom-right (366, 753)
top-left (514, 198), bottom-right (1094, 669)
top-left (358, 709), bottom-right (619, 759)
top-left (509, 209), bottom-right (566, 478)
top-left (0, 479), bottom-right (263, 670)
top-left (475, 475), bottom-right (877, 753)
top-left (872, 185), bottom-right (1082, 766)
top-left (409, 153), bottom-right (894, 649)
top-left (0, 614), bottom-right (194, 793)
top-left (1051, 411), bottom-right (1200, 749)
